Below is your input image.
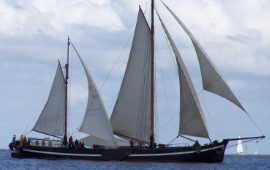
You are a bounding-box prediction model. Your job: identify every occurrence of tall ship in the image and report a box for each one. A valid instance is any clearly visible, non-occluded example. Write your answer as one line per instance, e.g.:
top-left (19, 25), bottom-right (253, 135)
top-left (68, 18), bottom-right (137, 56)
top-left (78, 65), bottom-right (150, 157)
top-left (11, 0), bottom-right (264, 163)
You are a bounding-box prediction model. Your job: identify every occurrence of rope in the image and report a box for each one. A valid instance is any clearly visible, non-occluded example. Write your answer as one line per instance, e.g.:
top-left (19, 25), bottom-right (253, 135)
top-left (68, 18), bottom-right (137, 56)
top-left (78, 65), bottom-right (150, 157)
top-left (156, 48), bottom-right (178, 131)
top-left (246, 113), bottom-right (264, 135)
top-left (97, 34), bottom-right (133, 93)
top-left (153, 6), bottom-right (179, 138)
top-left (168, 135), bottom-right (178, 144)
top-left (201, 90), bottom-right (224, 139)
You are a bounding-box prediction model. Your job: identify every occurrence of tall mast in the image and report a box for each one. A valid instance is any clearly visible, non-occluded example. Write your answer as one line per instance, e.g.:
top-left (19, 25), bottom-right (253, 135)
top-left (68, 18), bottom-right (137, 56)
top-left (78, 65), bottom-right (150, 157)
top-left (150, 0), bottom-right (155, 147)
top-left (64, 37), bottom-right (70, 139)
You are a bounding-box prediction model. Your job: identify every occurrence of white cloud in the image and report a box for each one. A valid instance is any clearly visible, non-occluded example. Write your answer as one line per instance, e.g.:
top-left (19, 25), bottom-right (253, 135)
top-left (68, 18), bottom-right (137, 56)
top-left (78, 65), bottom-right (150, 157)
top-left (160, 0), bottom-right (270, 76)
top-left (0, 0), bottom-right (124, 35)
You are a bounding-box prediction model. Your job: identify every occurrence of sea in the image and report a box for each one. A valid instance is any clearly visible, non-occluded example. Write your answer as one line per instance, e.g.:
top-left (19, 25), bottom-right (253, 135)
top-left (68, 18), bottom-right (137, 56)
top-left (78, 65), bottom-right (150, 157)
top-left (0, 149), bottom-right (269, 170)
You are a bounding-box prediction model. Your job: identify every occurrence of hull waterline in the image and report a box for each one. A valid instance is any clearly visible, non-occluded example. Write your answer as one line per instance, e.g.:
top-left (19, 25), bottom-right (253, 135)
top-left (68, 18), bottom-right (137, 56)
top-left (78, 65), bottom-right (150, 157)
top-left (11, 140), bottom-right (228, 163)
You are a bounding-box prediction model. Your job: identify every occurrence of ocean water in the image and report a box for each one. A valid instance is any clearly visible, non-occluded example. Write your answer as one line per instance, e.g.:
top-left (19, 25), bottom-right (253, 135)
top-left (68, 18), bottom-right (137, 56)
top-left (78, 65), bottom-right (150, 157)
top-left (0, 150), bottom-right (269, 170)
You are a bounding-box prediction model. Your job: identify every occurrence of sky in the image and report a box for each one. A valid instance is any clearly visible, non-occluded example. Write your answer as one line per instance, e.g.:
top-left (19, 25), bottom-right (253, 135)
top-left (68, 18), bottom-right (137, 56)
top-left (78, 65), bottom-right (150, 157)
top-left (0, 0), bottom-right (269, 155)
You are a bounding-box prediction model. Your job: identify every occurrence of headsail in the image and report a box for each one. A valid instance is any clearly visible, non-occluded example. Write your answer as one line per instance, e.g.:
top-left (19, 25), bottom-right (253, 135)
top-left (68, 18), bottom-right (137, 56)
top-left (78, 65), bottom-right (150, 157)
top-left (162, 2), bottom-right (246, 113)
top-left (72, 44), bottom-right (116, 146)
top-left (110, 8), bottom-right (152, 143)
top-left (32, 63), bottom-right (66, 137)
top-left (157, 13), bottom-right (209, 138)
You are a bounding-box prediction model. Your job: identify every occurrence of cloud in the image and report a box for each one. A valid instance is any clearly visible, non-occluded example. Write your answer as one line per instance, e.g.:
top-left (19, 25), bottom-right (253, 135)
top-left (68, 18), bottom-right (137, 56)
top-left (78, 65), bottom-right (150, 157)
top-left (0, 0), bottom-right (124, 35)
top-left (161, 0), bottom-right (270, 76)
top-left (226, 35), bottom-right (251, 44)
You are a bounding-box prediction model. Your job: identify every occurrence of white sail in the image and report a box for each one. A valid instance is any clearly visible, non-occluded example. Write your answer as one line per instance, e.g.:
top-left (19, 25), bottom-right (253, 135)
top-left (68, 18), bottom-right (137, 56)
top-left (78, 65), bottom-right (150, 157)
top-left (110, 8), bottom-right (152, 143)
top-left (254, 150), bottom-right (258, 155)
top-left (158, 14), bottom-right (209, 138)
top-left (236, 136), bottom-right (244, 155)
top-left (72, 45), bottom-right (116, 146)
top-left (162, 2), bottom-right (246, 113)
top-left (80, 135), bottom-right (129, 147)
top-left (32, 63), bottom-right (66, 137)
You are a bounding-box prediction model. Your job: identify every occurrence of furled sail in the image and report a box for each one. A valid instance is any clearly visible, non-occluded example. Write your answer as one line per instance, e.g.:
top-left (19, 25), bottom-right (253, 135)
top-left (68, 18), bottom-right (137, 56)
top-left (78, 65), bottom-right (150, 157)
top-left (158, 13), bottom-right (209, 138)
top-left (72, 44), bottom-right (116, 146)
top-left (110, 8), bottom-right (152, 143)
top-left (162, 2), bottom-right (246, 113)
top-left (32, 63), bottom-right (66, 137)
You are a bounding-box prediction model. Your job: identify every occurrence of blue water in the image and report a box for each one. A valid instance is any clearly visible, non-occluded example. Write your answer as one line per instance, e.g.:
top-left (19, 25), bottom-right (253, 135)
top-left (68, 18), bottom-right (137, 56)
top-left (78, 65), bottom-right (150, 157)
top-left (1, 149), bottom-right (269, 170)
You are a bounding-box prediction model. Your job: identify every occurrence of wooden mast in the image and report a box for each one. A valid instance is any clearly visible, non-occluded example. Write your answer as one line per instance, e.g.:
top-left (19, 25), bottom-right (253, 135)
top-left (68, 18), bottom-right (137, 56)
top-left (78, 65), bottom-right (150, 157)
top-left (64, 37), bottom-right (70, 142)
top-left (150, 0), bottom-right (155, 148)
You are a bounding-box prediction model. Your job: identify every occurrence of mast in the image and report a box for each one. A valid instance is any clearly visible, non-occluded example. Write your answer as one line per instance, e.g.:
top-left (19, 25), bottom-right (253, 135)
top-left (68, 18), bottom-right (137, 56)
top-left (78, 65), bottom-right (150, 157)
top-left (150, 0), bottom-right (155, 147)
top-left (64, 37), bottom-right (70, 140)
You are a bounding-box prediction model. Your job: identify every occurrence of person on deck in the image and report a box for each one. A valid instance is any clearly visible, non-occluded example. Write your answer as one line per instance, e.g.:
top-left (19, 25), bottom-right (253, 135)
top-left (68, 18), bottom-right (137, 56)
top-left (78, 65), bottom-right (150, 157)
top-left (74, 139), bottom-right (78, 149)
top-left (77, 142), bottom-right (82, 150)
top-left (81, 142), bottom-right (85, 149)
top-left (68, 136), bottom-right (74, 149)
top-left (12, 135), bottom-right (16, 147)
top-left (19, 135), bottom-right (24, 146)
top-left (130, 140), bottom-right (134, 148)
top-left (9, 135), bottom-right (16, 150)
top-left (23, 136), bottom-right (27, 146)
top-left (63, 135), bottom-right (67, 146)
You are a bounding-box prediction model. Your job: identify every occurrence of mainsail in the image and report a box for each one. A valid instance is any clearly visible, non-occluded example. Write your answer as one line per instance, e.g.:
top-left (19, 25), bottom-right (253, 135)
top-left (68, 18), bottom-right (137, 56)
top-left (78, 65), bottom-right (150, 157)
top-left (72, 45), bottom-right (116, 146)
top-left (32, 63), bottom-right (66, 137)
top-left (157, 13), bottom-right (209, 138)
top-left (162, 2), bottom-right (246, 113)
top-left (110, 8), bottom-right (152, 143)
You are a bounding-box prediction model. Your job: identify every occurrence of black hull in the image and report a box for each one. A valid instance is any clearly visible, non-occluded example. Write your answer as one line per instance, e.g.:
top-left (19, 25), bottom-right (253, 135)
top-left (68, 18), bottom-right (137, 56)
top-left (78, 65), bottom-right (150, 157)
top-left (11, 140), bottom-right (228, 163)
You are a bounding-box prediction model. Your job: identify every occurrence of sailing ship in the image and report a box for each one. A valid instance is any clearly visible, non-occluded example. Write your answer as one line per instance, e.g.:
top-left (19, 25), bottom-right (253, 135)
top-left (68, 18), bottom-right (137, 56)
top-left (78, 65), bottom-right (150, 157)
top-left (11, 0), bottom-right (264, 163)
top-left (254, 150), bottom-right (258, 155)
top-left (236, 136), bottom-right (245, 155)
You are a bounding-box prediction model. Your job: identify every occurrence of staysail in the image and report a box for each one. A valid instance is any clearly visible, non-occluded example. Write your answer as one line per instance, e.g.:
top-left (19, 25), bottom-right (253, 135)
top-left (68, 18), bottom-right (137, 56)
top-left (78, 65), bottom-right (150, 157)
top-left (32, 63), bottom-right (66, 137)
top-left (110, 8), bottom-right (152, 143)
top-left (72, 45), bottom-right (116, 146)
top-left (162, 2), bottom-right (246, 113)
top-left (157, 13), bottom-right (209, 138)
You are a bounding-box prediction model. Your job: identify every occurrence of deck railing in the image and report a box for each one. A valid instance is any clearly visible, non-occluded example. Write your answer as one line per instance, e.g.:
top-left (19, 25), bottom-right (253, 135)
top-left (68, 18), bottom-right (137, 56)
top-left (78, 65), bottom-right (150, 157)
top-left (24, 137), bottom-right (190, 150)
top-left (28, 138), bottom-right (65, 148)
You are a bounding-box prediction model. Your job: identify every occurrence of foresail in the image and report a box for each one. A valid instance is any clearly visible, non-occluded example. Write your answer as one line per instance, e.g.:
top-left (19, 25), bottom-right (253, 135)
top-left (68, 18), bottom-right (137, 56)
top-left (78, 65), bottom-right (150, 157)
top-left (110, 8), bottom-right (152, 143)
top-left (157, 13), bottom-right (209, 138)
top-left (162, 2), bottom-right (246, 113)
top-left (32, 63), bottom-right (66, 137)
top-left (72, 45), bottom-right (116, 146)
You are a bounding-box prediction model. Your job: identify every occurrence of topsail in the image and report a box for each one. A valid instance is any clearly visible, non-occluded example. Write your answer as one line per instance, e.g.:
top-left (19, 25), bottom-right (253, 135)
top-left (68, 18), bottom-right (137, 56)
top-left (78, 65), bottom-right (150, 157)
top-left (158, 13), bottom-right (209, 138)
top-left (162, 2), bottom-right (246, 113)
